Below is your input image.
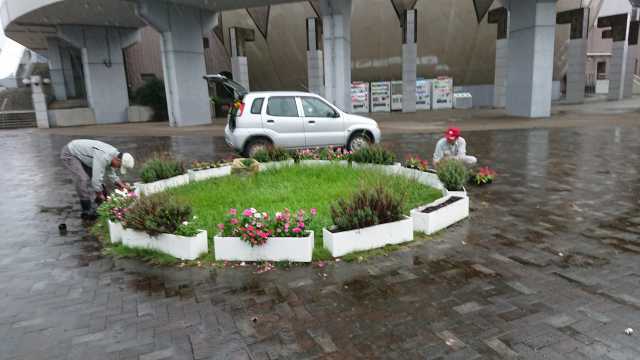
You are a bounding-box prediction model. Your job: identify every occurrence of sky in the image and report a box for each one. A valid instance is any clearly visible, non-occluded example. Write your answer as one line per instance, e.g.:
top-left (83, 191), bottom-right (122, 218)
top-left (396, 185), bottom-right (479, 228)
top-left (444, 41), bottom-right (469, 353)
top-left (0, 0), bottom-right (25, 79)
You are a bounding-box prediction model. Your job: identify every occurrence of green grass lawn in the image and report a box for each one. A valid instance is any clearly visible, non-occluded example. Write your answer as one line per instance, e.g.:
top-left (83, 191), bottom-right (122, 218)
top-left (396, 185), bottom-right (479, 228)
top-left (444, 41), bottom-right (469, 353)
top-left (168, 165), bottom-right (442, 261)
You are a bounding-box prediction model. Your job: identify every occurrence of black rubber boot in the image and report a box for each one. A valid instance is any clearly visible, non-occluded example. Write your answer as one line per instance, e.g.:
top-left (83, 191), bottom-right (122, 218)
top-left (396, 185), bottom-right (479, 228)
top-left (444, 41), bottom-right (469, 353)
top-left (80, 200), bottom-right (97, 221)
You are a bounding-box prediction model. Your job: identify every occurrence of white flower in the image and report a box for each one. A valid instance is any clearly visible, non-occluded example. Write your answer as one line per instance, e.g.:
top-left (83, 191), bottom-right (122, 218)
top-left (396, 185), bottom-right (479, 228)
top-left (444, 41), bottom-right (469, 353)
top-left (275, 212), bottom-right (282, 218)
top-left (193, 216), bottom-right (198, 220)
top-left (114, 189), bottom-right (126, 197)
top-left (250, 208), bottom-right (257, 214)
top-left (254, 213), bottom-right (262, 219)
top-left (182, 221), bottom-right (189, 226)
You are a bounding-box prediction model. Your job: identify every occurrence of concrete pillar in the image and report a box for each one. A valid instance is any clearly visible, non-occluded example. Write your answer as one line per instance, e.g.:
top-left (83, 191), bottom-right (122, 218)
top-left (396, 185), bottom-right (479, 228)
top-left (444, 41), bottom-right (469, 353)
top-left (505, 0), bottom-right (557, 118)
top-left (30, 76), bottom-right (49, 128)
top-left (624, 18), bottom-right (639, 98)
top-left (321, 0), bottom-right (352, 112)
top-left (598, 14), bottom-right (629, 101)
top-left (58, 26), bottom-right (139, 124)
top-left (229, 27), bottom-right (254, 91)
top-left (307, 17), bottom-right (324, 96)
top-left (137, 1), bottom-right (216, 127)
top-left (557, 8), bottom-right (588, 103)
top-left (46, 37), bottom-right (67, 101)
top-left (401, 9), bottom-right (417, 113)
top-left (488, 7), bottom-right (509, 108)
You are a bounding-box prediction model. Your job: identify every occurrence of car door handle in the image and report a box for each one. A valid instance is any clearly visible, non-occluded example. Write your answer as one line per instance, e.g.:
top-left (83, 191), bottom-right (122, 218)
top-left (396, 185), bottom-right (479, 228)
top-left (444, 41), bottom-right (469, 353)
top-left (266, 119), bottom-right (275, 123)
top-left (308, 120), bottom-right (316, 124)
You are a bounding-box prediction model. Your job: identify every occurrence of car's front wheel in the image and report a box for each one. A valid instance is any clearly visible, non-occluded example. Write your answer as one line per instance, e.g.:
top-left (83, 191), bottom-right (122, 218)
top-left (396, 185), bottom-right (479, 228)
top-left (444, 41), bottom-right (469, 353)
top-left (244, 138), bottom-right (273, 157)
top-left (347, 132), bottom-right (372, 151)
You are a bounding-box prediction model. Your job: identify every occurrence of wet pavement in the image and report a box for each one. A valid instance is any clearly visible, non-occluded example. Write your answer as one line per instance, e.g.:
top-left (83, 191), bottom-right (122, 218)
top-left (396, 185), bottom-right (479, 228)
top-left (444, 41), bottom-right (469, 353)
top-left (1, 121), bottom-right (640, 359)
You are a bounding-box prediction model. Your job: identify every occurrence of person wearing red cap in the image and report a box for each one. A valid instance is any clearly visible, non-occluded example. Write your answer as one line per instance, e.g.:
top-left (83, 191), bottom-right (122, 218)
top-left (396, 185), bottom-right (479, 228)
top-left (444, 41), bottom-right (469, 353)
top-left (433, 127), bottom-right (477, 166)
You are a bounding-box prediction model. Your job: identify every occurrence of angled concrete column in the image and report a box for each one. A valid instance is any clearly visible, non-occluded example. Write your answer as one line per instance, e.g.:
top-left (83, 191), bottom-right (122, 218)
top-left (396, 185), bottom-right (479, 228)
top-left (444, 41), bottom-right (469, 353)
top-left (58, 26), bottom-right (139, 123)
top-left (229, 27), bottom-right (254, 91)
top-left (624, 18), bottom-right (639, 98)
top-left (402, 9), bottom-right (417, 113)
top-left (321, 0), bottom-right (352, 112)
top-left (598, 14), bottom-right (629, 101)
top-left (46, 37), bottom-right (67, 101)
top-left (557, 8), bottom-right (588, 103)
top-left (137, 1), bottom-right (216, 127)
top-left (29, 76), bottom-right (49, 128)
top-left (489, 7), bottom-right (509, 108)
top-left (506, 0), bottom-right (557, 118)
top-left (307, 17), bottom-right (324, 96)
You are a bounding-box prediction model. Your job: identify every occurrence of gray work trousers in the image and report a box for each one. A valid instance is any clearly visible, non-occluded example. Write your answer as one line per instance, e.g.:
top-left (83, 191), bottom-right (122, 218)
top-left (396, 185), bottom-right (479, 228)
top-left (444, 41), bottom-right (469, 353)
top-left (60, 145), bottom-right (93, 201)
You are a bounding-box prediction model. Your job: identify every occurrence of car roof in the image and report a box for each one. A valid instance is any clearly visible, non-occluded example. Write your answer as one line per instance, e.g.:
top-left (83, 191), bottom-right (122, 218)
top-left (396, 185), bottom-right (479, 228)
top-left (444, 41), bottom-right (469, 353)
top-left (246, 91), bottom-right (322, 97)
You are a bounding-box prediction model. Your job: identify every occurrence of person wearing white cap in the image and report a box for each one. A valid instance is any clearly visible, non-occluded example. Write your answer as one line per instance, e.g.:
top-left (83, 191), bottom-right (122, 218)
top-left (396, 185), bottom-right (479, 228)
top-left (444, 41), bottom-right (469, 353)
top-left (60, 139), bottom-right (135, 220)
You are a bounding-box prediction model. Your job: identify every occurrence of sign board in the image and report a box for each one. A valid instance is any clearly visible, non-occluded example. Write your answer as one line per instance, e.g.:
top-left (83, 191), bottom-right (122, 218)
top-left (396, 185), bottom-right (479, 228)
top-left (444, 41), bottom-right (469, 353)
top-left (351, 82), bottom-right (370, 113)
top-left (432, 77), bottom-right (453, 110)
top-left (391, 81), bottom-right (403, 111)
top-left (416, 79), bottom-right (432, 110)
top-left (370, 81), bottom-right (391, 112)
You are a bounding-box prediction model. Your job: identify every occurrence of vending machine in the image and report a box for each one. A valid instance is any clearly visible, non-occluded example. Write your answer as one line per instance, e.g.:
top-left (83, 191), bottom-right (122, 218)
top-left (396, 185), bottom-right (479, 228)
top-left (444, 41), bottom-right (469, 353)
top-left (416, 79), bottom-right (432, 111)
top-left (432, 77), bottom-right (453, 110)
top-left (391, 81), bottom-right (403, 111)
top-left (370, 81), bottom-right (391, 112)
top-left (351, 82), bottom-right (370, 113)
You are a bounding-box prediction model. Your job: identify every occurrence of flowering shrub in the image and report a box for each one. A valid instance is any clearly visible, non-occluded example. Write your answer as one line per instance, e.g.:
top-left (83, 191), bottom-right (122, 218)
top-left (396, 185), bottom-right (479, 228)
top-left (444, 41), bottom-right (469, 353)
top-left (97, 188), bottom-right (137, 222)
top-left (190, 160), bottom-right (229, 171)
top-left (140, 156), bottom-right (185, 183)
top-left (218, 208), bottom-right (317, 247)
top-left (123, 194), bottom-right (200, 237)
top-left (251, 146), bottom-right (292, 163)
top-left (295, 147), bottom-right (352, 161)
top-left (404, 155), bottom-right (429, 172)
top-left (436, 159), bottom-right (468, 191)
top-left (330, 186), bottom-right (404, 232)
top-left (472, 166), bottom-right (496, 185)
top-left (350, 145), bottom-right (396, 165)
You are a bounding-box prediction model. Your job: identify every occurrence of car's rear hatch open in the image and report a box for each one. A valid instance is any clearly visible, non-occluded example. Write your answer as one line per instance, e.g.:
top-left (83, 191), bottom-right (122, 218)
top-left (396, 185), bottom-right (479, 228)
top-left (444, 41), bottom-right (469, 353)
top-left (204, 74), bottom-right (249, 131)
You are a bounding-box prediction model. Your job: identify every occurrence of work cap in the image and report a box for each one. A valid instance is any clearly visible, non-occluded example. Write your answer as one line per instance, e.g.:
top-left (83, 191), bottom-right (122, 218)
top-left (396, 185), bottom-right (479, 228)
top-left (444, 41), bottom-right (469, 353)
top-left (120, 153), bottom-right (135, 174)
top-left (445, 127), bottom-right (461, 141)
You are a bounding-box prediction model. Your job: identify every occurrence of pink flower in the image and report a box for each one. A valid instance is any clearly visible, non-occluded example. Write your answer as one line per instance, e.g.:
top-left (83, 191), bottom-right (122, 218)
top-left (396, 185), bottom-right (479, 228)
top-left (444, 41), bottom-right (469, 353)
top-left (243, 209), bottom-right (253, 217)
top-left (230, 218), bottom-right (238, 225)
top-left (229, 208), bottom-right (237, 215)
top-left (292, 227), bottom-right (302, 234)
top-left (311, 208), bottom-right (317, 216)
top-left (298, 222), bottom-right (305, 229)
top-left (217, 224), bottom-right (225, 231)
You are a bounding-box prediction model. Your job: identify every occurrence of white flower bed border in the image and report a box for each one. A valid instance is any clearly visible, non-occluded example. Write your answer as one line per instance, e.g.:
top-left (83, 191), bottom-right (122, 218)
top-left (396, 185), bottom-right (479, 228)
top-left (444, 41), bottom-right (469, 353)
top-left (323, 217), bottom-right (413, 257)
top-left (214, 231), bottom-right (314, 262)
top-left (112, 158), bottom-right (470, 262)
top-left (411, 195), bottom-right (469, 235)
top-left (121, 228), bottom-right (208, 260)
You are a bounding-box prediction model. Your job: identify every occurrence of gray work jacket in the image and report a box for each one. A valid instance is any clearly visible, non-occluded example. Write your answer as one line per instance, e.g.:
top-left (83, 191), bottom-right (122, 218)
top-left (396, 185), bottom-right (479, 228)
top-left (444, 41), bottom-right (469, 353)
top-left (67, 139), bottom-right (120, 192)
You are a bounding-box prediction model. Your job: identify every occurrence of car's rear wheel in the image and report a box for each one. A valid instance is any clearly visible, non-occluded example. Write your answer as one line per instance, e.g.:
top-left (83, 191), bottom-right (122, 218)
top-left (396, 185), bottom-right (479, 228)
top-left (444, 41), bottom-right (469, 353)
top-left (244, 138), bottom-right (272, 157)
top-left (347, 132), bottom-right (372, 151)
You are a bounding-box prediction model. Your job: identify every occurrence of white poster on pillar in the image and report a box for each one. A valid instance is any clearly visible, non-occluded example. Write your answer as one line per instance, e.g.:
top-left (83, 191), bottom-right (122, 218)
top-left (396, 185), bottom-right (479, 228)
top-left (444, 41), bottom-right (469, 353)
top-left (432, 77), bottom-right (453, 110)
top-left (371, 81), bottom-right (391, 112)
top-left (416, 79), bottom-right (432, 110)
top-left (351, 82), bottom-right (370, 113)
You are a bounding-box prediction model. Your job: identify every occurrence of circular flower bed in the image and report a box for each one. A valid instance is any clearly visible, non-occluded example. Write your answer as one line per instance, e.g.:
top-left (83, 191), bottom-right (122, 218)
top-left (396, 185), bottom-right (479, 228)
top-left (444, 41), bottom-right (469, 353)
top-left (167, 165), bottom-right (442, 261)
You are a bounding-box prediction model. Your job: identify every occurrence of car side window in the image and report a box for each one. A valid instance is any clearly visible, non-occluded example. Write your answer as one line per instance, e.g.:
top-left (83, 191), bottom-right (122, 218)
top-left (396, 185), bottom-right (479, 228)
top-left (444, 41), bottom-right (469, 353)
top-left (301, 97), bottom-right (338, 118)
top-left (267, 97), bottom-right (299, 117)
top-left (251, 98), bottom-right (264, 114)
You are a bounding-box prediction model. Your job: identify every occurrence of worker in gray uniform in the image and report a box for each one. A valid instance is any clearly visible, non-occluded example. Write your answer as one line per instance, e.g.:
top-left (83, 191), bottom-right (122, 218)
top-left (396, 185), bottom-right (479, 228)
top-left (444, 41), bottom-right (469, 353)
top-left (60, 139), bottom-right (135, 220)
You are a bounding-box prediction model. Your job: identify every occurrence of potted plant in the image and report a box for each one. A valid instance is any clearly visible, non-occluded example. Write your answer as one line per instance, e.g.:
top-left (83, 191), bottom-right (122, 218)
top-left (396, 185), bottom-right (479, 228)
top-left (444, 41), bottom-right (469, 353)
top-left (472, 166), bottom-right (496, 186)
top-left (214, 208), bottom-right (316, 262)
top-left (400, 155), bottom-right (444, 192)
top-left (436, 159), bottom-right (469, 197)
top-left (134, 156), bottom-right (188, 196)
top-left (295, 147), bottom-right (351, 166)
top-left (97, 188), bottom-right (137, 243)
top-left (410, 195), bottom-right (469, 235)
top-left (231, 158), bottom-right (260, 176)
top-left (252, 147), bottom-right (295, 171)
top-left (188, 160), bottom-right (232, 182)
top-left (323, 186), bottom-right (413, 257)
top-left (121, 194), bottom-right (207, 260)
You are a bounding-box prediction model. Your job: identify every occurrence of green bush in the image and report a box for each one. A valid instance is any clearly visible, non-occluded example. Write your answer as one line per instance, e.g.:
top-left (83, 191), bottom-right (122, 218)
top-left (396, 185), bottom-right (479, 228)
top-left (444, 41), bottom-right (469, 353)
top-left (351, 145), bottom-right (396, 165)
top-left (133, 78), bottom-right (168, 121)
top-left (436, 159), bottom-right (468, 191)
top-left (251, 146), bottom-right (291, 163)
top-left (140, 157), bottom-right (185, 183)
top-left (330, 185), bottom-right (404, 232)
top-left (123, 194), bottom-right (197, 236)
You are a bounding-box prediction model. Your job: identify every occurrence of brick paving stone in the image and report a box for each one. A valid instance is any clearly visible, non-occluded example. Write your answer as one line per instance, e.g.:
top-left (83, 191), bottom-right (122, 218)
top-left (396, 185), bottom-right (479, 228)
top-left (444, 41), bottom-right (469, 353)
top-left (483, 338), bottom-right (519, 359)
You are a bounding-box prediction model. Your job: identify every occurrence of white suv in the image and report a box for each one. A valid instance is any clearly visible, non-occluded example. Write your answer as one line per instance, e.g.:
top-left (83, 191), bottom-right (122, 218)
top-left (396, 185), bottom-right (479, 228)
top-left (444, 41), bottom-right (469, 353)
top-left (206, 74), bottom-right (381, 156)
